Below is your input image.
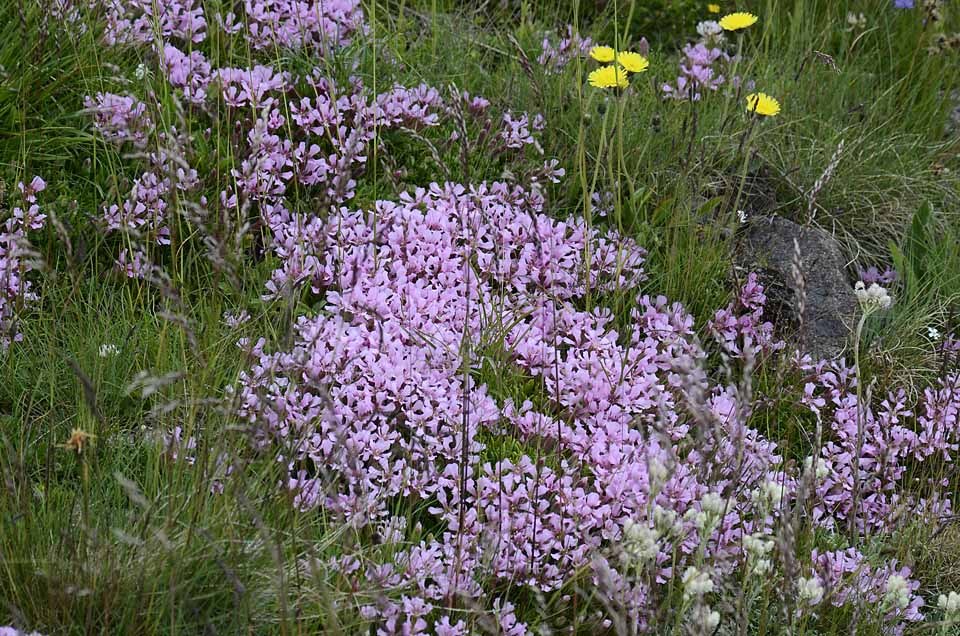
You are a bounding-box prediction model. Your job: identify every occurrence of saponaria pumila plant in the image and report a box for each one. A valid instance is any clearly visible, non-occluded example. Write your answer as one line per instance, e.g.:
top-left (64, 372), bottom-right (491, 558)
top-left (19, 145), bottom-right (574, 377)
top-left (7, 1), bottom-right (960, 635)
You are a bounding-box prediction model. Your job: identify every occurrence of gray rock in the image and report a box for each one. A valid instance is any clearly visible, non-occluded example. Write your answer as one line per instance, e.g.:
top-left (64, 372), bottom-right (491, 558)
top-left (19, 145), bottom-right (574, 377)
top-left (947, 90), bottom-right (960, 138)
top-left (735, 215), bottom-right (856, 360)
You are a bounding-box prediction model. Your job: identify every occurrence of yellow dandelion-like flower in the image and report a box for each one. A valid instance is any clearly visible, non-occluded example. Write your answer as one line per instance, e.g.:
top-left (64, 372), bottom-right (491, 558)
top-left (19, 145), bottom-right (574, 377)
top-left (588, 65), bottom-right (629, 89)
top-left (617, 51), bottom-right (649, 74)
top-left (745, 92), bottom-right (780, 117)
top-left (590, 45), bottom-right (616, 63)
top-left (708, 3), bottom-right (721, 13)
top-left (719, 11), bottom-right (758, 31)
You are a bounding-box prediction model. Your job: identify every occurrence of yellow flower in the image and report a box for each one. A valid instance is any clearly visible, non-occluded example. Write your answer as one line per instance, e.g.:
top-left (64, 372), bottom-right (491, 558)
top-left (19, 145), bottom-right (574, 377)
top-left (708, 3), bottom-right (721, 13)
top-left (617, 51), bottom-right (649, 74)
top-left (745, 92), bottom-right (780, 116)
top-left (588, 65), bottom-right (628, 89)
top-left (590, 45), bottom-right (616, 63)
top-left (719, 11), bottom-right (758, 31)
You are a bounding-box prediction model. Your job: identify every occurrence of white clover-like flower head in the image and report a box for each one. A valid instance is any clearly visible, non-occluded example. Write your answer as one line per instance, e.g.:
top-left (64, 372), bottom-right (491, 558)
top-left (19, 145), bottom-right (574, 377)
top-left (697, 20), bottom-right (723, 37)
top-left (798, 576), bottom-right (824, 605)
top-left (846, 12), bottom-right (867, 29)
top-left (803, 456), bottom-right (830, 480)
top-left (700, 492), bottom-right (726, 517)
top-left (854, 281), bottom-right (894, 313)
top-left (752, 479), bottom-right (784, 508)
top-left (884, 575), bottom-right (911, 610)
top-left (648, 457), bottom-right (670, 489)
top-left (684, 508), bottom-right (709, 531)
top-left (690, 605), bottom-right (721, 631)
top-left (621, 520), bottom-right (660, 564)
top-left (939, 591), bottom-right (960, 616)
top-left (696, 20), bottom-right (725, 44)
top-left (751, 558), bottom-right (772, 576)
top-left (653, 505), bottom-right (683, 536)
top-left (682, 566), bottom-right (714, 599)
top-left (743, 533), bottom-right (775, 557)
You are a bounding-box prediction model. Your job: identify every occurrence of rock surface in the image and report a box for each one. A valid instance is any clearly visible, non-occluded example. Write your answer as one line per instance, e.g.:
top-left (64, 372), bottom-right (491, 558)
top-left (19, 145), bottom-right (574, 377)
top-left (735, 215), bottom-right (856, 360)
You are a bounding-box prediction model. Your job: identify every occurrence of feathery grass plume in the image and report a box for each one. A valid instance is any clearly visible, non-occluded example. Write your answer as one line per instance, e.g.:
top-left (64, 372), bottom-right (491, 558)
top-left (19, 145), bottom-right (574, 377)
top-left (790, 238), bottom-right (807, 336)
top-left (807, 139), bottom-right (845, 220)
top-left (508, 33), bottom-right (542, 105)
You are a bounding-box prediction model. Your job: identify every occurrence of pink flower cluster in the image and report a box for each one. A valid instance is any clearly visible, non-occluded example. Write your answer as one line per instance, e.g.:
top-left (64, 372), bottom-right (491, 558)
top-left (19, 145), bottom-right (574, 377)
top-left (1, 177), bottom-right (47, 352)
top-left (806, 548), bottom-right (923, 629)
top-left (162, 45), bottom-right (212, 104)
top-left (221, 180), bottom-right (809, 630)
top-left (83, 92), bottom-right (153, 147)
top-left (709, 273), bottom-right (784, 357)
top-left (236, 0), bottom-right (365, 51)
top-left (538, 25), bottom-right (593, 74)
top-left (800, 358), bottom-right (960, 533)
top-left (233, 222), bottom-right (959, 632)
top-left (0, 627), bottom-right (44, 636)
top-left (661, 42), bottom-right (729, 101)
top-left (100, 0), bottom-right (364, 51)
top-left (660, 21), bottom-right (755, 101)
top-left (859, 265), bottom-right (900, 285)
top-left (98, 146), bottom-right (201, 275)
top-left (222, 76), bottom-right (449, 213)
top-left (102, 0), bottom-right (207, 45)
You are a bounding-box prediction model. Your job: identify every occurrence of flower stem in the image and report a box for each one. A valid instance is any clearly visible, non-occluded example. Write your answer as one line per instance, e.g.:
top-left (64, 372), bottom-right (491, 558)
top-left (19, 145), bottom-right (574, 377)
top-left (850, 310), bottom-right (868, 543)
top-left (730, 114), bottom-right (758, 219)
top-left (717, 33), bottom-right (744, 137)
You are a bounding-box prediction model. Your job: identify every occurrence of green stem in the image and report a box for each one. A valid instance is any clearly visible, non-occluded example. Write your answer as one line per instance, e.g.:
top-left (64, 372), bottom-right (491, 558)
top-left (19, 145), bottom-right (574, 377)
top-left (717, 33), bottom-right (745, 136)
top-left (615, 86), bottom-right (627, 234)
top-left (730, 114), bottom-right (758, 219)
top-left (850, 310), bottom-right (868, 544)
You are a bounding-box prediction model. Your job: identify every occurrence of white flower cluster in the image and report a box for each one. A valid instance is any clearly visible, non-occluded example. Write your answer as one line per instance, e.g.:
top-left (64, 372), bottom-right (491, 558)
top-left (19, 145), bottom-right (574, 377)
top-left (845, 11), bottom-right (867, 30)
top-left (684, 511), bottom-right (708, 533)
top-left (884, 575), bottom-right (911, 610)
top-left (621, 520), bottom-right (660, 564)
top-left (803, 456), bottom-right (830, 481)
top-left (648, 457), bottom-right (670, 492)
top-left (854, 281), bottom-right (893, 313)
top-left (797, 576), bottom-right (824, 605)
top-left (751, 479), bottom-right (784, 509)
top-left (939, 591), bottom-right (960, 620)
top-left (653, 505), bottom-right (684, 536)
top-left (696, 20), bottom-right (725, 43)
top-left (682, 566), bottom-right (714, 599)
top-left (684, 492), bottom-right (727, 538)
top-left (690, 605), bottom-right (720, 632)
top-left (701, 492), bottom-right (726, 518)
top-left (743, 533), bottom-right (775, 577)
